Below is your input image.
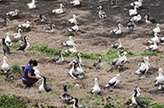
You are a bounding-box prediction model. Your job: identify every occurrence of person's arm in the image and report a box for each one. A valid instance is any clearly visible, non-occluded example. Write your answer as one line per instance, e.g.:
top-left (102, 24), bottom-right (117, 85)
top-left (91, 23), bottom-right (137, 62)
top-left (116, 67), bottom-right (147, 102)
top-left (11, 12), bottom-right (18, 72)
top-left (27, 72), bottom-right (39, 79)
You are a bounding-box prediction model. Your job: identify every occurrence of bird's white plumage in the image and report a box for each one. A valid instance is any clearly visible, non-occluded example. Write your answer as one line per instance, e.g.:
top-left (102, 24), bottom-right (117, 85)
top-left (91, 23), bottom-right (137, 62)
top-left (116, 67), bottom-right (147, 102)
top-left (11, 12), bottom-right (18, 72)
top-left (1, 56), bottom-right (10, 73)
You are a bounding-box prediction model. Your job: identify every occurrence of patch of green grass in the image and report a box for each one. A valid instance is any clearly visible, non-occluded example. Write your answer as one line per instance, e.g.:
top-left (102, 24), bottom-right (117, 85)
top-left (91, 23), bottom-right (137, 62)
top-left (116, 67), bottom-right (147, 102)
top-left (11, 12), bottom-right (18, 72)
top-left (150, 103), bottom-right (164, 108)
top-left (11, 64), bottom-right (22, 74)
top-left (56, 83), bottom-right (73, 90)
top-left (138, 51), bottom-right (163, 56)
top-left (11, 43), bottom-right (19, 50)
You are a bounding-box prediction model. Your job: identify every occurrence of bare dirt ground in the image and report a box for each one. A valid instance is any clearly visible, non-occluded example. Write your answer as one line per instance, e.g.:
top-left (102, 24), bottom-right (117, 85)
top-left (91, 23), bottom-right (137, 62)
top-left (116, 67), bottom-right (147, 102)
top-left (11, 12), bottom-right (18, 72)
top-left (0, 0), bottom-right (164, 107)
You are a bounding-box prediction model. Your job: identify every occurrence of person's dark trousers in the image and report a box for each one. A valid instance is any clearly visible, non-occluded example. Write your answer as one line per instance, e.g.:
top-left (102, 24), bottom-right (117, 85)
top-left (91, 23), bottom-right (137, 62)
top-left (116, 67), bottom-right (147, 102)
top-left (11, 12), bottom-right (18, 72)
top-left (22, 79), bottom-right (38, 87)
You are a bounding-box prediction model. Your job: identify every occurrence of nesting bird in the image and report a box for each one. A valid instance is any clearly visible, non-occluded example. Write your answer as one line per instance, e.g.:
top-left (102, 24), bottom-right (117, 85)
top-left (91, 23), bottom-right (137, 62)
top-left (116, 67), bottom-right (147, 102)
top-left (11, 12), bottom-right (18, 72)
top-left (127, 19), bottom-right (136, 30)
top-left (27, 0), bottom-right (36, 9)
top-left (93, 56), bottom-right (103, 70)
top-left (1, 56), bottom-right (10, 73)
top-left (70, 0), bottom-right (80, 6)
top-left (2, 38), bottom-right (10, 55)
top-left (90, 78), bottom-right (101, 94)
top-left (146, 41), bottom-right (158, 51)
top-left (111, 39), bottom-right (123, 49)
top-left (18, 21), bottom-right (31, 32)
top-left (65, 45), bottom-right (78, 54)
top-left (33, 14), bottom-right (46, 24)
top-left (144, 15), bottom-right (156, 24)
top-left (52, 4), bottom-right (64, 14)
top-left (110, 23), bottom-right (123, 35)
top-left (147, 32), bottom-right (160, 44)
top-left (60, 85), bottom-right (73, 104)
top-left (6, 9), bottom-right (19, 18)
top-left (70, 98), bottom-right (88, 108)
top-left (62, 36), bottom-right (76, 47)
top-left (112, 51), bottom-right (127, 67)
top-left (105, 74), bottom-right (120, 88)
top-left (68, 22), bottom-right (79, 32)
top-left (111, 0), bottom-right (118, 8)
top-left (39, 77), bottom-right (52, 92)
top-left (129, 6), bottom-right (138, 16)
top-left (130, 0), bottom-right (143, 8)
top-left (97, 6), bottom-right (106, 19)
top-left (68, 14), bottom-right (78, 24)
top-left (130, 14), bottom-right (142, 22)
top-left (43, 23), bottom-right (55, 33)
top-left (155, 68), bottom-right (164, 90)
top-left (136, 56), bottom-right (150, 75)
top-left (52, 51), bottom-right (65, 63)
top-left (12, 28), bottom-right (22, 39)
top-left (16, 36), bottom-right (30, 54)
top-left (153, 24), bottom-right (161, 34)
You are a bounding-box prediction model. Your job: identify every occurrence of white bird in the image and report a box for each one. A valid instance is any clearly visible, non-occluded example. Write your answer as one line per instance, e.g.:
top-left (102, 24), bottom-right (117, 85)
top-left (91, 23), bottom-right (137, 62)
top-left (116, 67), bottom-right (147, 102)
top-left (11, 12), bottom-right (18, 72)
top-left (93, 56), bottom-right (103, 70)
top-left (68, 61), bottom-right (84, 79)
top-left (113, 51), bottom-right (127, 66)
top-left (70, 0), bottom-right (80, 6)
top-left (33, 66), bottom-right (41, 78)
top-left (136, 87), bottom-right (141, 97)
top-left (153, 24), bottom-right (161, 34)
top-left (65, 45), bottom-right (78, 54)
top-left (110, 23), bottom-right (122, 35)
top-left (97, 6), bottom-right (106, 19)
top-left (68, 14), bottom-right (78, 24)
top-left (18, 21), bottom-right (31, 32)
top-left (68, 22), bottom-right (79, 32)
top-left (90, 78), bottom-right (101, 94)
top-left (39, 77), bottom-right (52, 92)
top-left (1, 56), bottom-right (10, 73)
top-left (111, 39), bottom-right (123, 49)
top-left (130, 14), bottom-right (142, 22)
top-left (130, 0), bottom-right (143, 8)
top-left (105, 74), bottom-right (120, 88)
top-left (43, 23), bottom-right (55, 33)
top-left (12, 28), bottom-right (22, 39)
top-left (52, 51), bottom-right (65, 63)
top-left (146, 41), bottom-right (158, 51)
top-left (76, 62), bottom-right (83, 74)
top-left (27, 0), bottom-right (36, 9)
top-left (62, 36), bottom-right (76, 47)
top-left (6, 9), bottom-right (19, 17)
top-left (52, 4), bottom-right (64, 14)
top-left (144, 15), bottom-right (156, 24)
top-left (136, 56), bottom-right (150, 75)
top-left (147, 33), bottom-right (160, 44)
top-left (155, 68), bottom-right (164, 90)
top-left (129, 6), bottom-right (138, 16)
top-left (5, 32), bottom-right (12, 47)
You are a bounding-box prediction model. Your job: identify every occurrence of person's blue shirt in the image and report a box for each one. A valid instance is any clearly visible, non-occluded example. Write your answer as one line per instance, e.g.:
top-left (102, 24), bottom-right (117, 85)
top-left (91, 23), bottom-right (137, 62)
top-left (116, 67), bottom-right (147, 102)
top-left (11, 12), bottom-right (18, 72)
top-left (22, 64), bottom-right (33, 80)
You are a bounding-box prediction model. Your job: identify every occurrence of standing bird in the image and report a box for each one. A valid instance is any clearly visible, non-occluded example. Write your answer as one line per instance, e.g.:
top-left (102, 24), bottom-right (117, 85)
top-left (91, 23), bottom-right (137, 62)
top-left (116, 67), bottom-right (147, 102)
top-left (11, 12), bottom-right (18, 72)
top-left (111, 39), bottom-right (123, 49)
top-left (52, 4), bottom-right (64, 14)
top-left (90, 78), bottom-right (101, 94)
top-left (136, 56), bottom-right (150, 75)
top-left (113, 51), bottom-right (127, 67)
top-left (153, 24), bottom-right (161, 34)
top-left (70, 98), bottom-right (88, 108)
top-left (39, 77), bottom-right (52, 92)
top-left (97, 6), bottom-right (106, 19)
top-left (93, 56), bottom-right (103, 70)
top-left (70, 0), bottom-right (80, 6)
top-left (60, 85), bottom-right (73, 104)
top-left (2, 38), bottom-right (10, 55)
top-left (110, 23), bottom-right (123, 35)
top-left (155, 68), bottom-right (164, 90)
top-left (105, 74), bottom-right (120, 88)
top-left (16, 36), bottom-right (30, 54)
top-left (144, 15), bottom-right (156, 24)
top-left (5, 32), bottom-right (12, 47)
top-left (27, 0), bottom-right (36, 9)
top-left (130, 89), bottom-right (148, 107)
top-left (1, 56), bottom-right (10, 73)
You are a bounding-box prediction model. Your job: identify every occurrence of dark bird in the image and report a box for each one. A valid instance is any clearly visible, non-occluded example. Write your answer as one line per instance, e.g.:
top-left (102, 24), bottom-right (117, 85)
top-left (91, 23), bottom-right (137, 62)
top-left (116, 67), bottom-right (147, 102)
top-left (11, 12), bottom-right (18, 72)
top-left (39, 76), bottom-right (52, 92)
top-left (60, 85), bottom-right (73, 104)
top-left (2, 38), bottom-right (10, 55)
